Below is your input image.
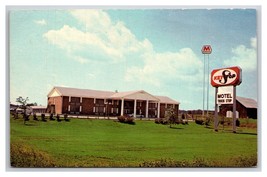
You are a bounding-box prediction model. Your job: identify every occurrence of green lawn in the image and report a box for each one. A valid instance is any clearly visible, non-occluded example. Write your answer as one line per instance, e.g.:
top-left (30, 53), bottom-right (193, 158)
top-left (10, 117), bottom-right (257, 167)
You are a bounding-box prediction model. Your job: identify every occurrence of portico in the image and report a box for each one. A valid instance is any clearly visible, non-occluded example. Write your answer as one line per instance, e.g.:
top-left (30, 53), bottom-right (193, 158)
top-left (110, 90), bottom-right (160, 118)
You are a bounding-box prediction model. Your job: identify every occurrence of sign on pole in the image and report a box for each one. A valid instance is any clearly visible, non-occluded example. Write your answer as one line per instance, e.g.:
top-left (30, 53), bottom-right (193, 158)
top-left (211, 66), bottom-right (242, 133)
top-left (202, 45), bottom-right (212, 54)
top-left (201, 45), bottom-right (212, 119)
top-left (217, 86), bottom-right (234, 104)
top-left (211, 66), bottom-right (242, 87)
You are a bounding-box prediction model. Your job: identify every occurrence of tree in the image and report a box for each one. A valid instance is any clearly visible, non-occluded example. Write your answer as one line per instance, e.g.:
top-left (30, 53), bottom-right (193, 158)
top-left (16, 96), bottom-right (29, 110)
top-left (16, 96), bottom-right (30, 124)
top-left (165, 107), bottom-right (179, 128)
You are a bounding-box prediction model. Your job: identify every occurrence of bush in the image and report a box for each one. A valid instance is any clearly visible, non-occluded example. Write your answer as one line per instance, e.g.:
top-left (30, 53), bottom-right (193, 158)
top-left (64, 114), bottom-right (70, 122)
top-left (139, 158), bottom-right (210, 167)
top-left (126, 117), bottom-right (135, 124)
top-left (117, 116), bottom-right (126, 123)
top-left (231, 155), bottom-right (257, 167)
top-left (154, 118), bottom-right (160, 124)
top-left (195, 120), bottom-right (204, 125)
top-left (139, 156), bottom-right (257, 167)
top-left (10, 142), bottom-right (56, 167)
top-left (117, 116), bottom-right (135, 124)
top-left (50, 113), bottom-right (55, 121)
top-left (41, 113), bottom-right (46, 122)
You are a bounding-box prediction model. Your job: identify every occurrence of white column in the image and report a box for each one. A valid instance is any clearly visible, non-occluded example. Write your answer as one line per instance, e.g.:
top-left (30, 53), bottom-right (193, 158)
top-left (79, 105), bottom-right (82, 112)
top-left (157, 102), bottom-right (160, 118)
top-left (94, 98), bottom-right (96, 104)
top-left (80, 97), bottom-right (82, 103)
top-left (134, 99), bottom-right (137, 118)
top-left (146, 100), bottom-right (149, 118)
top-left (68, 105), bottom-right (70, 112)
top-left (120, 98), bottom-right (124, 116)
top-left (69, 96), bottom-right (71, 102)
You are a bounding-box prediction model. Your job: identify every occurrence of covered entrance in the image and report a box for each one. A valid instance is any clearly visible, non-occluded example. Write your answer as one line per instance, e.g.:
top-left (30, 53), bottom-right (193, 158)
top-left (111, 90), bottom-right (160, 118)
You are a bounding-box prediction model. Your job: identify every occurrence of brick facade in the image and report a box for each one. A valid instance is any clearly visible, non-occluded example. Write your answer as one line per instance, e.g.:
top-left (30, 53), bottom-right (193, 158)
top-left (47, 87), bottom-right (180, 118)
top-left (47, 96), bottom-right (63, 114)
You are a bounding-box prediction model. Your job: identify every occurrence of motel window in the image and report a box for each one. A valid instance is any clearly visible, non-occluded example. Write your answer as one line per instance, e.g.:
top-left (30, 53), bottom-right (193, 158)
top-left (71, 97), bottom-right (80, 103)
top-left (112, 108), bottom-right (118, 114)
top-left (95, 106), bottom-right (104, 113)
top-left (113, 100), bottom-right (119, 106)
top-left (149, 103), bottom-right (156, 108)
top-left (96, 99), bottom-right (104, 106)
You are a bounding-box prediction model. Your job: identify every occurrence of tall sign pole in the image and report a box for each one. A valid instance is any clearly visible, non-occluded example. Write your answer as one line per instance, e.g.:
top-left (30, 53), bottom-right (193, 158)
top-left (202, 45), bottom-right (212, 119)
top-left (211, 66), bottom-right (242, 133)
top-left (202, 54), bottom-right (206, 117)
top-left (214, 87), bottom-right (218, 131)
top-left (207, 54), bottom-right (210, 118)
top-left (232, 86), bottom-right (237, 133)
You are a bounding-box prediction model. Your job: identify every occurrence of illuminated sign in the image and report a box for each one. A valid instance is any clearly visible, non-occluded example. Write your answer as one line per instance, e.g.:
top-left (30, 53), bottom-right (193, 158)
top-left (211, 66), bottom-right (242, 87)
top-left (217, 86), bottom-right (234, 104)
top-left (201, 45), bottom-right (212, 54)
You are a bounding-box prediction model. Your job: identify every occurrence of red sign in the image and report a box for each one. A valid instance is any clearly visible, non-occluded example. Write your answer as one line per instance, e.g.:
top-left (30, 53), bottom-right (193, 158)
top-left (201, 45), bottom-right (212, 54)
top-left (211, 66), bottom-right (242, 87)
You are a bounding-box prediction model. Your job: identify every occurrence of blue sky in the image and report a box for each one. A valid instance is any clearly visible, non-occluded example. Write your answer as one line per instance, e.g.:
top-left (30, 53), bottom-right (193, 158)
top-left (9, 8), bottom-right (257, 110)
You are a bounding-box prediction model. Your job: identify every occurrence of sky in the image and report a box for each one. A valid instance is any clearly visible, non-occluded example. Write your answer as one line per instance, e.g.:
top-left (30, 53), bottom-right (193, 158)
top-left (9, 8), bottom-right (258, 110)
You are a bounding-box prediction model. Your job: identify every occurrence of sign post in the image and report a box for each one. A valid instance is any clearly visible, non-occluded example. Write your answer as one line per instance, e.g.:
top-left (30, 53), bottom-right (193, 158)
top-left (232, 86), bottom-right (237, 133)
top-left (211, 66), bottom-right (242, 133)
top-left (201, 45), bottom-right (212, 119)
top-left (214, 87), bottom-right (218, 131)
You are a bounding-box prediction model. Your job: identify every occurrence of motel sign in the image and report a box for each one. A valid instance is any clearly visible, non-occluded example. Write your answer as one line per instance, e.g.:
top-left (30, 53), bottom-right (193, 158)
top-left (201, 45), bottom-right (212, 54)
top-left (211, 66), bottom-right (242, 133)
top-left (211, 66), bottom-right (242, 87)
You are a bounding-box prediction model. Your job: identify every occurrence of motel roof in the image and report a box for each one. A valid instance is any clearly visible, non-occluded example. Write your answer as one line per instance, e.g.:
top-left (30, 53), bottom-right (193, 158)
top-left (236, 96), bottom-right (257, 109)
top-left (49, 86), bottom-right (115, 99)
top-left (155, 96), bottom-right (180, 104)
top-left (48, 86), bottom-right (179, 104)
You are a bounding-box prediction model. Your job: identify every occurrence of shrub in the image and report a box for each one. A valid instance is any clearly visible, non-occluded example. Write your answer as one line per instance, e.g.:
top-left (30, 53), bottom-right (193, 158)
top-left (117, 116), bottom-right (126, 123)
top-left (231, 155), bottom-right (257, 167)
top-left (154, 118), bottom-right (160, 124)
top-left (64, 114), bottom-right (70, 121)
top-left (56, 114), bottom-right (61, 122)
top-left (117, 116), bottom-right (135, 124)
top-left (195, 120), bottom-right (204, 125)
top-left (139, 158), bottom-right (210, 167)
top-left (41, 113), bottom-right (46, 122)
top-left (10, 142), bottom-right (56, 167)
top-left (50, 113), bottom-right (55, 121)
top-left (126, 117), bottom-right (135, 124)
top-left (139, 156), bottom-right (257, 167)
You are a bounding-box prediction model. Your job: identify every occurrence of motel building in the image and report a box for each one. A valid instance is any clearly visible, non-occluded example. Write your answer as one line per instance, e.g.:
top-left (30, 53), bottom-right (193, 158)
top-left (47, 86), bottom-right (180, 118)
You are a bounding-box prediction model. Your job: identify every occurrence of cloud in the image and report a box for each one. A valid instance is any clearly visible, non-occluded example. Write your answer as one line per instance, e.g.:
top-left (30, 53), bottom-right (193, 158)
top-left (35, 19), bottom-right (47, 25)
top-left (43, 10), bottom-right (152, 63)
top-left (43, 9), bottom-right (203, 89)
top-left (125, 48), bottom-right (203, 87)
top-left (223, 37), bottom-right (257, 72)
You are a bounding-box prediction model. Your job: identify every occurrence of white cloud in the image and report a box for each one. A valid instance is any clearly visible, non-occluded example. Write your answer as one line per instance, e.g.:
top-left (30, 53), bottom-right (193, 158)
top-left (224, 37), bottom-right (257, 72)
top-left (125, 48), bottom-right (203, 87)
top-left (43, 10), bottom-right (152, 63)
top-left (35, 19), bottom-right (47, 25)
top-left (250, 37), bottom-right (257, 48)
top-left (43, 9), bottom-right (203, 89)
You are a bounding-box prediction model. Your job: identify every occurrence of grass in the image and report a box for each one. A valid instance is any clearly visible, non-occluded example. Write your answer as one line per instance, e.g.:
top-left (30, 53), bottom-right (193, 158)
top-left (10, 116), bottom-right (257, 167)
